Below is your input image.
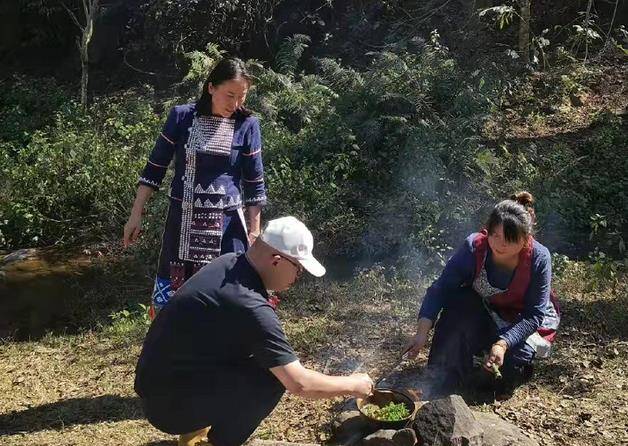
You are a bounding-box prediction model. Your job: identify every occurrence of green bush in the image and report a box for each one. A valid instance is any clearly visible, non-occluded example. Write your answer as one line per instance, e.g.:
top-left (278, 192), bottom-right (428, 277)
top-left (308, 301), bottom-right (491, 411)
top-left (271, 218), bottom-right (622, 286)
top-left (0, 85), bottom-right (161, 249)
top-left (1, 38), bottom-right (624, 271)
top-left (243, 33), bottom-right (500, 264)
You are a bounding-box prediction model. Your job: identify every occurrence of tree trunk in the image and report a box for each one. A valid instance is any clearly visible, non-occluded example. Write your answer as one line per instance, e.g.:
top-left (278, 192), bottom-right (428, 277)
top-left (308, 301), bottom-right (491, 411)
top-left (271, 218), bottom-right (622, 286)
top-left (518, 0), bottom-right (531, 64)
top-left (584, 0), bottom-right (594, 63)
top-left (63, 0), bottom-right (98, 108)
top-left (79, 0), bottom-right (97, 108)
top-left (80, 48), bottom-right (89, 108)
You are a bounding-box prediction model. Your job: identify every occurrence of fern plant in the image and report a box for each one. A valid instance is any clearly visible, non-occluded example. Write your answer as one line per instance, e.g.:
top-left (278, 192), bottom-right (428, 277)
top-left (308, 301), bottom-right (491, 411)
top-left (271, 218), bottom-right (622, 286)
top-left (274, 34), bottom-right (311, 76)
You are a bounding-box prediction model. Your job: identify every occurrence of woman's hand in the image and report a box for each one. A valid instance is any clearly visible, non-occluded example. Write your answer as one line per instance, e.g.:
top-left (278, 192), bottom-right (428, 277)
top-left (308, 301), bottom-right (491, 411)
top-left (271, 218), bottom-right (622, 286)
top-left (484, 340), bottom-right (508, 372)
top-left (403, 317), bottom-right (433, 359)
top-left (123, 185), bottom-right (154, 248)
top-left (123, 212), bottom-right (143, 248)
top-left (403, 332), bottom-right (428, 359)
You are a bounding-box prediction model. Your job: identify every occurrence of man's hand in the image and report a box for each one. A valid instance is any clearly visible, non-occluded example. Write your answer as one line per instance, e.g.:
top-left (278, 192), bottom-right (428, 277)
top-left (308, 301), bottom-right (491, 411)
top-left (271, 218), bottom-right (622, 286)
top-left (348, 373), bottom-right (374, 398)
top-left (484, 340), bottom-right (507, 372)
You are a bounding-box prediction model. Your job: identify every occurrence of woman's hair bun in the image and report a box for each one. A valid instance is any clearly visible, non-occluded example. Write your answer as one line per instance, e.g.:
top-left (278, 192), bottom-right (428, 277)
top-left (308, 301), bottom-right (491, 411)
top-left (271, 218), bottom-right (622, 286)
top-left (510, 191), bottom-right (534, 208)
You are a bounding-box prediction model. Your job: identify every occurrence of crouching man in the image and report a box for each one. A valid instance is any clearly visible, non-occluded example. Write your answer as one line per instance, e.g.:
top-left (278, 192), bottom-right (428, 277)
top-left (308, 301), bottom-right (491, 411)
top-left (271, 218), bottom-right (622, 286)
top-left (135, 216), bottom-right (373, 446)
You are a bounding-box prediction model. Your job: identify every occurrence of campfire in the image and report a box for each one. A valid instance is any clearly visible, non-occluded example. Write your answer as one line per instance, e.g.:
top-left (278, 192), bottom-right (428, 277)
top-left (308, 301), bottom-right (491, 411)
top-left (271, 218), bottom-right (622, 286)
top-left (327, 368), bottom-right (539, 446)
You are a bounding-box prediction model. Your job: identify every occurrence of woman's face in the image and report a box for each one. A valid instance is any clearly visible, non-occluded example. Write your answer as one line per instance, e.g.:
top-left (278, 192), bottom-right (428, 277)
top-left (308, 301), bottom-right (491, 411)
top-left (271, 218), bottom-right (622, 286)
top-left (208, 77), bottom-right (249, 118)
top-left (487, 224), bottom-right (525, 259)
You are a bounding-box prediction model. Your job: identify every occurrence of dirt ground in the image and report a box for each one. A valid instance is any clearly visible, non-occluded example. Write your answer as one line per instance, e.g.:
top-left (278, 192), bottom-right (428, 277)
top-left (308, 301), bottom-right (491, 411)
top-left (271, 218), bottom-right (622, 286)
top-left (0, 259), bottom-right (626, 446)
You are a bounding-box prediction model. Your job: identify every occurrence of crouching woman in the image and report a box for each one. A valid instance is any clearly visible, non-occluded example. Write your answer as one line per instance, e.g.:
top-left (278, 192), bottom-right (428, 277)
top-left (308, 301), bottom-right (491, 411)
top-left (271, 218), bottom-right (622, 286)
top-left (405, 192), bottom-right (560, 396)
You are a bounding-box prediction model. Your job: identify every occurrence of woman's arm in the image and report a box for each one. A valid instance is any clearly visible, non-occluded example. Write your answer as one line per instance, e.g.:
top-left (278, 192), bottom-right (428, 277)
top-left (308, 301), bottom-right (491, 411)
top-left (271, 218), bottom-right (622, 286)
top-left (123, 108), bottom-right (179, 247)
top-left (417, 238), bottom-right (476, 321)
top-left (247, 205), bottom-right (262, 244)
top-left (405, 237), bottom-right (476, 358)
top-left (137, 108), bottom-right (179, 191)
top-left (241, 118), bottom-right (267, 242)
top-left (123, 185), bottom-right (154, 248)
top-left (498, 244), bottom-right (551, 348)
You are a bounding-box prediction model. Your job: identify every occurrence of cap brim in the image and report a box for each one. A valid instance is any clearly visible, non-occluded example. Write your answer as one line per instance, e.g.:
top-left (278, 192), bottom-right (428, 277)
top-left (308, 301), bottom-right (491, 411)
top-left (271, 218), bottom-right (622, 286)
top-left (298, 255), bottom-right (326, 277)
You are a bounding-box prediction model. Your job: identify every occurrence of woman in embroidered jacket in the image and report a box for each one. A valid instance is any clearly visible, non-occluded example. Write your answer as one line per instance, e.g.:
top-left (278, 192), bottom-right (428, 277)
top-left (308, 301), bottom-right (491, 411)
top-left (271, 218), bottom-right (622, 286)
top-left (404, 192), bottom-right (560, 397)
top-left (123, 58), bottom-right (267, 316)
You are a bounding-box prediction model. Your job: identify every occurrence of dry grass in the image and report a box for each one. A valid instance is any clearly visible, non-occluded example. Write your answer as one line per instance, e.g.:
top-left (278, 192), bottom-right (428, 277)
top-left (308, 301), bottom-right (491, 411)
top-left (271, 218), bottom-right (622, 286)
top-left (1, 260), bottom-right (626, 446)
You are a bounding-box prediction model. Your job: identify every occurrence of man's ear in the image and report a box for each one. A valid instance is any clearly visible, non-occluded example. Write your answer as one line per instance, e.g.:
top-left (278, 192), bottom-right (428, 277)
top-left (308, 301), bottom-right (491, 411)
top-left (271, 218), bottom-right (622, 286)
top-left (207, 82), bottom-right (215, 94)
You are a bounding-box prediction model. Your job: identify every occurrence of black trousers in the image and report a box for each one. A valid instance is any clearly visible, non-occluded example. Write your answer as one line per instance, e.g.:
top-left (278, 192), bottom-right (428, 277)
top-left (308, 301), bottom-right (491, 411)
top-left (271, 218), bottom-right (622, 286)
top-left (141, 366), bottom-right (285, 446)
top-left (427, 287), bottom-right (535, 395)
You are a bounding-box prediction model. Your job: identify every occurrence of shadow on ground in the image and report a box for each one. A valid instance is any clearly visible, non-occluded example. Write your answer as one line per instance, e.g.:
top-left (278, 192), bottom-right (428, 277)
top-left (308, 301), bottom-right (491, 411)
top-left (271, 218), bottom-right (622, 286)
top-left (0, 394), bottom-right (142, 434)
top-left (0, 248), bottom-right (151, 341)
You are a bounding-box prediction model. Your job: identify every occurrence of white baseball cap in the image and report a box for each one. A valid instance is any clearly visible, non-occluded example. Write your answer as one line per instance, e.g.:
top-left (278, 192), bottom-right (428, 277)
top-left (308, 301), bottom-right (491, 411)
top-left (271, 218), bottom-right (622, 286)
top-left (260, 216), bottom-right (326, 277)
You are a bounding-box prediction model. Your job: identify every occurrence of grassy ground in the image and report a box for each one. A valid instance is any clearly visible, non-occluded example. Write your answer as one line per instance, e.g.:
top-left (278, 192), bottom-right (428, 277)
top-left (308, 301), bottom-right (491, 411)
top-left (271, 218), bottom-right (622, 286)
top-left (1, 257), bottom-right (626, 446)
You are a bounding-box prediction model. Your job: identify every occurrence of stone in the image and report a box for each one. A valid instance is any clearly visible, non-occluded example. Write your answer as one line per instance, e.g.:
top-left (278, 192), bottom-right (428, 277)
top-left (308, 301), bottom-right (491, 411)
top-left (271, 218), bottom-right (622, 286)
top-left (392, 428), bottom-right (417, 446)
top-left (412, 395), bottom-right (483, 446)
top-left (362, 429), bottom-right (396, 446)
top-left (249, 441), bottom-right (319, 446)
top-left (473, 412), bottom-right (539, 446)
top-left (329, 410), bottom-right (376, 445)
top-left (569, 93), bottom-right (584, 107)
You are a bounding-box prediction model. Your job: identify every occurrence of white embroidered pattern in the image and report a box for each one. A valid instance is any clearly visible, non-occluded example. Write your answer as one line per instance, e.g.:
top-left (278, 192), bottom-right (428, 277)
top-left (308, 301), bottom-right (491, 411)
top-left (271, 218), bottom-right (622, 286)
top-left (139, 176), bottom-right (160, 188)
top-left (244, 195), bottom-right (267, 204)
top-left (189, 116), bottom-right (235, 156)
top-left (178, 115), bottom-right (236, 262)
top-left (194, 183), bottom-right (227, 195)
top-left (193, 196), bottom-right (242, 209)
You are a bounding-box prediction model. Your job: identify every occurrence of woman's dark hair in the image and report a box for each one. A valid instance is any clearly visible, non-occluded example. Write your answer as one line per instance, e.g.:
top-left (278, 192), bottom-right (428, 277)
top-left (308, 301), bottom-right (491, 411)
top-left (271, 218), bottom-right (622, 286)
top-left (485, 191), bottom-right (536, 244)
top-left (196, 57), bottom-right (252, 117)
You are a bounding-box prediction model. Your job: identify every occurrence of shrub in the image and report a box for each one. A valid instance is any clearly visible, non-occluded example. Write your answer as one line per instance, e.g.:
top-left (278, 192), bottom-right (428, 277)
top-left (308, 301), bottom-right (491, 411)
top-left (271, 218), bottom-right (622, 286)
top-left (0, 85), bottom-right (161, 249)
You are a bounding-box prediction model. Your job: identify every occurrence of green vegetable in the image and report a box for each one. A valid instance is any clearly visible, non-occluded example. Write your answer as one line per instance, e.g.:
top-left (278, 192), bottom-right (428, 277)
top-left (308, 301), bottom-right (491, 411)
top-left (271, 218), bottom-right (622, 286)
top-left (362, 402), bottom-right (410, 421)
top-left (491, 363), bottom-right (503, 379)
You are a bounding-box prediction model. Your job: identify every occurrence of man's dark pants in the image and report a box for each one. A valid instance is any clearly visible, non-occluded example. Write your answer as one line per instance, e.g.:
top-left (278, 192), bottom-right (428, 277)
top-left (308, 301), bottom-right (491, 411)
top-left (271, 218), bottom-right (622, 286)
top-left (141, 363), bottom-right (285, 446)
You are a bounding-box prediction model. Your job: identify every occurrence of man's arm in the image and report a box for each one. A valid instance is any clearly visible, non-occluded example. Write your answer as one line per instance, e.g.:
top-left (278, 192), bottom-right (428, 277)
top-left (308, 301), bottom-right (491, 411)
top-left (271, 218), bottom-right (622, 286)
top-left (270, 360), bottom-right (373, 400)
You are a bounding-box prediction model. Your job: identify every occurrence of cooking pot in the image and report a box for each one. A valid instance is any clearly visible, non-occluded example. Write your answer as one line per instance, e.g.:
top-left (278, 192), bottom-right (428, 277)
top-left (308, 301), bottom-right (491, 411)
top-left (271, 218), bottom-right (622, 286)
top-left (356, 388), bottom-right (422, 430)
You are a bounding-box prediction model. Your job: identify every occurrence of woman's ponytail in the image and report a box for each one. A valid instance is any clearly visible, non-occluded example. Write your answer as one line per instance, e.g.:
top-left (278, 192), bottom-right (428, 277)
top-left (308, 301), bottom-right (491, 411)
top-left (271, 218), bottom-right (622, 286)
top-left (510, 191), bottom-right (536, 224)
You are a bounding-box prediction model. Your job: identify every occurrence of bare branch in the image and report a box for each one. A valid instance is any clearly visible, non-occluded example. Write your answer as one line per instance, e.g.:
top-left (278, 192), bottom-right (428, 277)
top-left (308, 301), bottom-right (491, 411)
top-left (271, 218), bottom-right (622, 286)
top-left (59, 1), bottom-right (84, 31)
top-left (606, 0), bottom-right (619, 41)
top-left (123, 51), bottom-right (158, 76)
top-left (584, 0), bottom-right (594, 63)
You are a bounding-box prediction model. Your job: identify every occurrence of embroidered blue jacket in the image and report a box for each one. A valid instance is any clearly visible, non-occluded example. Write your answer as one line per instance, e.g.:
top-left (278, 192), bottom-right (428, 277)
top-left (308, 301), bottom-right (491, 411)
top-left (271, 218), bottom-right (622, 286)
top-left (138, 103), bottom-right (267, 209)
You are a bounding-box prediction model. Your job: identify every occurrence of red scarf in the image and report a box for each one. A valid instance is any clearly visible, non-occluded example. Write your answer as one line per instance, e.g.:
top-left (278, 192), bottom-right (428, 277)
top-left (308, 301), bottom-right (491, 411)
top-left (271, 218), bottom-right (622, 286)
top-left (472, 230), bottom-right (559, 342)
top-left (473, 230), bottom-right (533, 322)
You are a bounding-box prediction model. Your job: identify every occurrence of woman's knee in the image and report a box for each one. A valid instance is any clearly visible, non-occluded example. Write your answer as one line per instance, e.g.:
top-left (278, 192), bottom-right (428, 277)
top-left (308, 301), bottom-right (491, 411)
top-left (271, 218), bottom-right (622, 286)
top-left (437, 293), bottom-right (487, 334)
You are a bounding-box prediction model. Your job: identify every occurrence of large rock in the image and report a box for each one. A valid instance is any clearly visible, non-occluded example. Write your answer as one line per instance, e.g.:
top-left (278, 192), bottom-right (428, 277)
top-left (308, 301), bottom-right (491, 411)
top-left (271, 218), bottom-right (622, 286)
top-left (331, 410), bottom-right (375, 444)
top-left (473, 412), bottom-right (539, 446)
top-left (362, 429), bottom-right (396, 446)
top-left (392, 428), bottom-right (417, 446)
top-left (412, 395), bottom-right (483, 446)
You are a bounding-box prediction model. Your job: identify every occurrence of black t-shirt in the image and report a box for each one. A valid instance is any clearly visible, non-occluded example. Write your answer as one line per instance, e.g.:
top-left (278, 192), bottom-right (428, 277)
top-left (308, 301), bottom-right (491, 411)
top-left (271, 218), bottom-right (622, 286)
top-left (135, 253), bottom-right (297, 397)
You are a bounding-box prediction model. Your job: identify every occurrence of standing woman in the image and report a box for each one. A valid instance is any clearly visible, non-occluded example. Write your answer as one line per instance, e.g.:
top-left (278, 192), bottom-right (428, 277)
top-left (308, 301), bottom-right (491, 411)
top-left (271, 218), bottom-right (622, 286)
top-left (405, 192), bottom-right (560, 397)
top-left (123, 58), bottom-right (267, 317)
